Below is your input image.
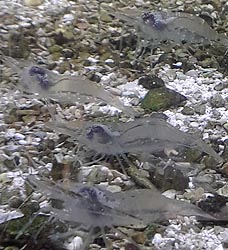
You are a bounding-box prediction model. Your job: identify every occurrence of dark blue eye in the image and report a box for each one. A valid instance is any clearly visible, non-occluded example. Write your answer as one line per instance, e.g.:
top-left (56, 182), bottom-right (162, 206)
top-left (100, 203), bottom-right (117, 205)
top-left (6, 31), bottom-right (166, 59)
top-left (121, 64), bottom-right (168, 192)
top-left (29, 66), bottom-right (50, 89)
top-left (29, 66), bottom-right (46, 76)
top-left (78, 187), bottom-right (104, 214)
top-left (142, 12), bottom-right (166, 30)
top-left (92, 126), bottom-right (105, 133)
top-left (86, 125), bottom-right (105, 139)
top-left (79, 187), bottom-right (98, 202)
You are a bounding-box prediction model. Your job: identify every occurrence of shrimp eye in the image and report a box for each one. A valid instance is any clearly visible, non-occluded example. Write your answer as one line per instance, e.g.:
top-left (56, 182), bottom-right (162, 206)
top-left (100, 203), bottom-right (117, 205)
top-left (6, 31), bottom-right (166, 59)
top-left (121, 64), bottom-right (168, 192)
top-left (29, 66), bottom-right (50, 89)
top-left (142, 12), bottom-right (155, 24)
top-left (29, 66), bottom-right (46, 76)
top-left (92, 126), bottom-right (105, 134)
top-left (79, 187), bottom-right (98, 202)
top-left (78, 187), bottom-right (105, 213)
top-left (142, 12), bottom-right (165, 30)
top-left (86, 125), bottom-right (105, 139)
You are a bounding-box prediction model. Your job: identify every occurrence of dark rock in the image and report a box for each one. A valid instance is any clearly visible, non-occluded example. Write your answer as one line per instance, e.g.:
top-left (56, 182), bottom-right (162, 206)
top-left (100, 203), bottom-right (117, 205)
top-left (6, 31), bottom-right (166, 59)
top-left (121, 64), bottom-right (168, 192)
top-left (220, 160), bottom-right (228, 177)
top-left (185, 148), bottom-right (203, 162)
top-left (209, 94), bottom-right (225, 108)
top-left (156, 53), bottom-right (174, 65)
top-left (198, 194), bottom-right (228, 213)
top-left (200, 57), bottom-right (219, 68)
top-left (221, 49), bottom-right (228, 76)
top-left (8, 197), bottom-right (24, 209)
top-left (194, 104), bottom-right (206, 115)
top-left (48, 44), bottom-right (62, 53)
top-left (125, 242), bottom-right (141, 250)
top-left (62, 48), bottom-right (75, 58)
top-left (47, 62), bottom-right (58, 70)
top-left (83, 59), bottom-right (93, 66)
top-left (141, 87), bottom-right (187, 111)
top-left (88, 72), bottom-right (101, 83)
top-left (175, 58), bottom-right (196, 73)
top-left (58, 61), bottom-right (72, 74)
top-left (149, 164), bottom-right (189, 192)
top-left (138, 75), bottom-right (165, 90)
top-left (53, 29), bottom-right (74, 45)
top-left (150, 112), bottom-right (168, 120)
top-left (202, 154), bottom-right (222, 169)
top-left (93, 236), bottom-right (106, 248)
top-left (119, 60), bottom-right (133, 68)
top-left (182, 106), bottom-right (195, 115)
top-left (21, 201), bottom-right (40, 216)
top-left (199, 12), bottom-right (214, 27)
top-left (219, 139), bottom-right (228, 162)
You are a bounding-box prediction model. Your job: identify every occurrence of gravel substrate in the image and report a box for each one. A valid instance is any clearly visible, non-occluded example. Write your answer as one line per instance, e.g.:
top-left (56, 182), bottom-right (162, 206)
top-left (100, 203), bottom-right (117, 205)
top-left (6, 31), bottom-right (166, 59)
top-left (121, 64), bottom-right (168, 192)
top-left (0, 0), bottom-right (228, 250)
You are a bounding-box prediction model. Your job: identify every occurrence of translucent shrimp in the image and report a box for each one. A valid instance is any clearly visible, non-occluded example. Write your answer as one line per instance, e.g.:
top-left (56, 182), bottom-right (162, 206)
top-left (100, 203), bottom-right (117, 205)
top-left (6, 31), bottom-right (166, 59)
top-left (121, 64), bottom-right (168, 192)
top-left (25, 175), bottom-right (144, 250)
top-left (24, 176), bottom-right (217, 249)
top-left (47, 117), bottom-right (223, 171)
top-left (2, 56), bottom-right (136, 116)
top-left (112, 9), bottom-right (228, 55)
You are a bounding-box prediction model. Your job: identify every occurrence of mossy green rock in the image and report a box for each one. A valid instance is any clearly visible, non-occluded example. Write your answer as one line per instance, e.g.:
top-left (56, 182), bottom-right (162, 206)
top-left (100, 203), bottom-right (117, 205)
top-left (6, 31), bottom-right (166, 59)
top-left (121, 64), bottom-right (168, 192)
top-left (51, 52), bottom-right (61, 61)
top-left (4, 247), bottom-right (19, 250)
top-left (185, 148), bottom-right (202, 162)
top-left (48, 44), bottom-right (62, 53)
top-left (3, 215), bottom-right (47, 237)
top-left (141, 87), bottom-right (186, 111)
top-left (54, 27), bottom-right (75, 45)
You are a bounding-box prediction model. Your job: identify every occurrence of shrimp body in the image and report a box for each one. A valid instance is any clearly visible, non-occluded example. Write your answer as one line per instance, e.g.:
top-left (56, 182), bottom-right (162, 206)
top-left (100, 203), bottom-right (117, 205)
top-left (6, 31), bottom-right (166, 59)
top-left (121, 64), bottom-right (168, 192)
top-left (114, 9), bottom-right (228, 51)
top-left (117, 117), bottom-right (223, 163)
top-left (83, 118), bottom-right (222, 162)
top-left (48, 117), bottom-right (223, 164)
top-left (27, 176), bottom-right (216, 234)
top-left (26, 176), bottom-right (143, 228)
top-left (2, 57), bottom-right (136, 115)
top-left (25, 176), bottom-right (145, 249)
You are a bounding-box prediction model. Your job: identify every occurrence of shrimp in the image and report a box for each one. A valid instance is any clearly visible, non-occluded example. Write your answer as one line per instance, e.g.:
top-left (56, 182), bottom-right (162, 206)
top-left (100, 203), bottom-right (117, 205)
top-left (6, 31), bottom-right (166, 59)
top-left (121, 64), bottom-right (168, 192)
top-left (23, 175), bottom-right (217, 249)
top-left (112, 9), bottom-right (228, 54)
top-left (2, 56), bottom-right (136, 116)
top-left (25, 175), bottom-right (144, 250)
top-left (46, 117), bottom-right (223, 175)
